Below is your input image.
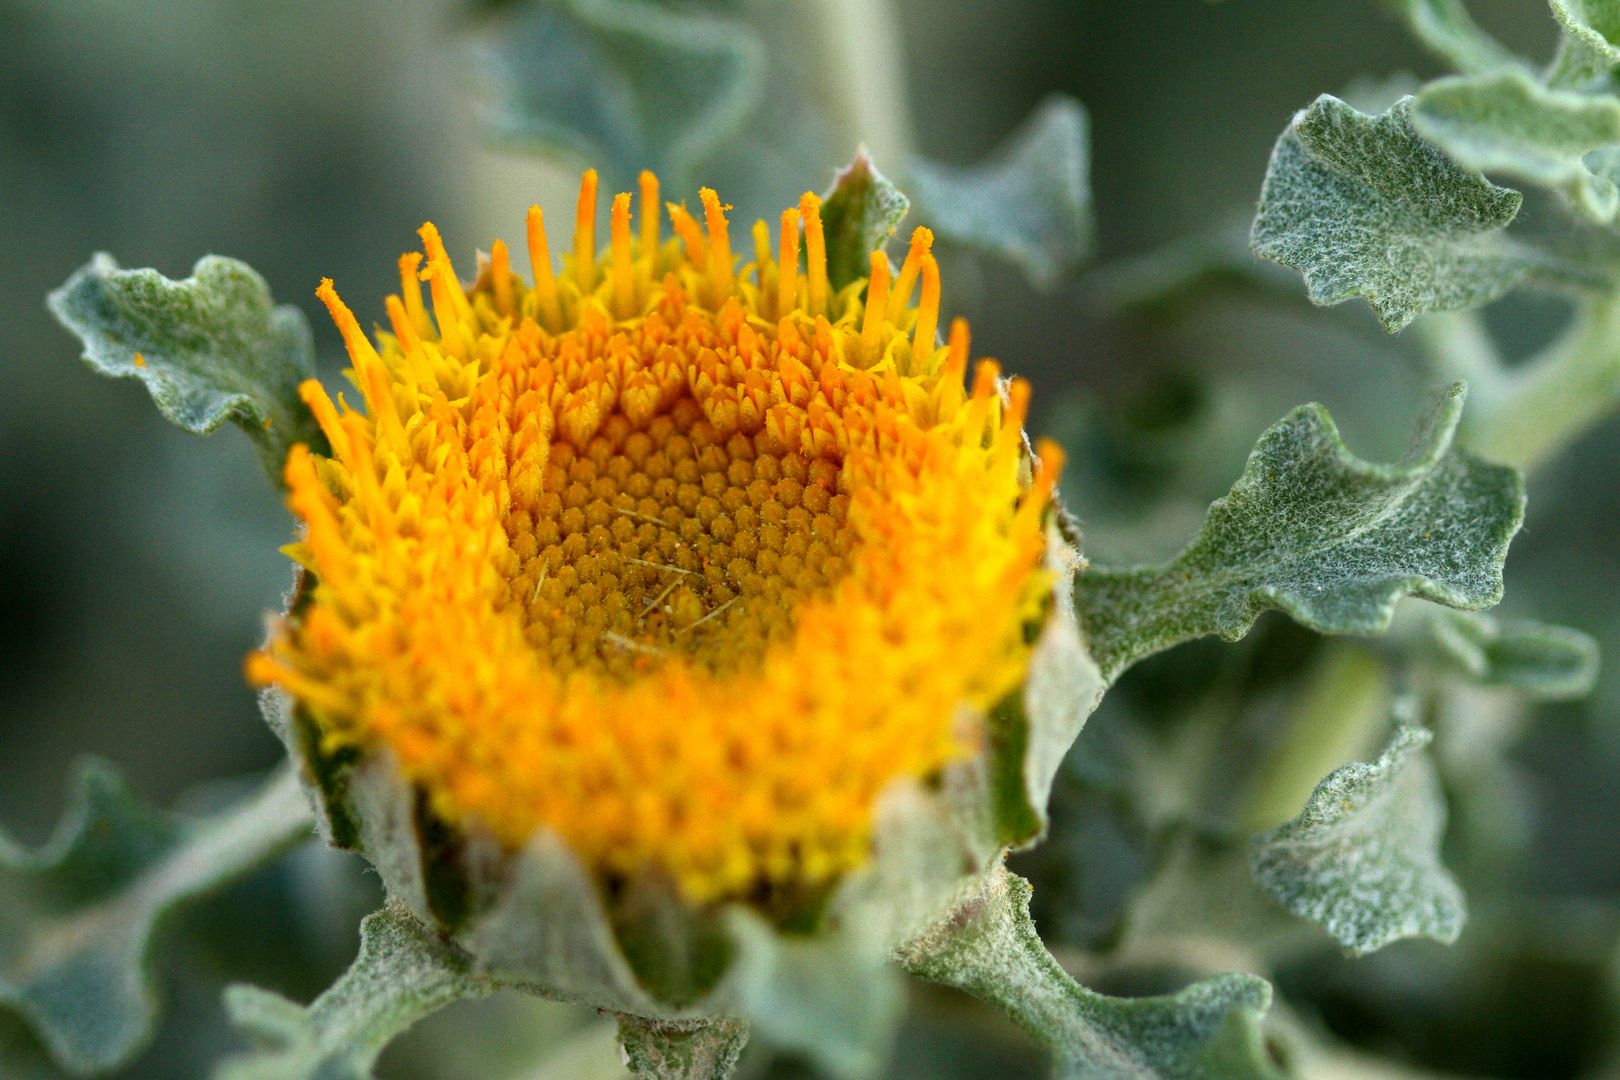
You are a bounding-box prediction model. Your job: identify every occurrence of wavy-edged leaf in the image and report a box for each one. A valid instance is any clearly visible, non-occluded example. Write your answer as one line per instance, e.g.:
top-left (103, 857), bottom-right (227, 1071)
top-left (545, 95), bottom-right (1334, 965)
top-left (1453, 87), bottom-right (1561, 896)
top-left (48, 254), bottom-right (322, 481)
top-left (1075, 383), bottom-right (1524, 679)
top-left (471, 0), bottom-right (764, 192)
top-left (217, 907), bottom-right (492, 1080)
top-left (617, 1015), bottom-right (748, 1080)
top-left (1250, 725), bottom-right (1465, 955)
top-left (1552, 0), bottom-right (1620, 64)
top-left (907, 96), bottom-right (1093, 289)
top-left (820, 149), bottom-right (911, 292)
top-left (1379, 0), bottom-right (1523, 74)
top-left (894, 867), bottom-right (1283, 1080)
top-left (0, 765), bottom-right (313, 1075)
top-left (1252, 95), bottom-right (1531, 331)
top-left (1428, 610), bottom-right (1600, 699)
top-left (1413, 69), bottom-right (1620, 222)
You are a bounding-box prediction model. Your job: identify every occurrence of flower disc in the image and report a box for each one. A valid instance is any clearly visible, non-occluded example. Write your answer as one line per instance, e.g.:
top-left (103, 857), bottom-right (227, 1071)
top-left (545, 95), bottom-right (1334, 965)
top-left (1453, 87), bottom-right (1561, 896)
top-left (251, 172), bottom-right (1061, 902)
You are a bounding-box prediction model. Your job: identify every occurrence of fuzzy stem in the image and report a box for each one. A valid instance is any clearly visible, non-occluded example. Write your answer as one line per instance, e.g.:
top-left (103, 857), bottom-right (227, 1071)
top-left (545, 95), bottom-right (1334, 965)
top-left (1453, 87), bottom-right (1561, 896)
top-left (616, 1015), bottom-right (749, 1080)
top-left (1237, 645), bottom-right (1391, 835)
top-left (1463, 294), bottom-right (1620, 470)
top-left (806, 0), bottom-right (914, 163)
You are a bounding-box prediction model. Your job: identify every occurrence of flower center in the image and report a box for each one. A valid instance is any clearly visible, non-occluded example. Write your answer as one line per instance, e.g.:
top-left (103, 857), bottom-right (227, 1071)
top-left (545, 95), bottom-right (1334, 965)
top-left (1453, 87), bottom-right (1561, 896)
top-left (510, 374), bottom-right (854, 680)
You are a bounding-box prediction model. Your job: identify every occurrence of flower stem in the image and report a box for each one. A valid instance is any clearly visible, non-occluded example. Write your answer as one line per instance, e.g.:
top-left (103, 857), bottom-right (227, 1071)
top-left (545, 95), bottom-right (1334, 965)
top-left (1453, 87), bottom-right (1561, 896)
top-left (1463, 294), bottom-right (1620, 470)
top-left (807, 0), bottom-right (914, 163)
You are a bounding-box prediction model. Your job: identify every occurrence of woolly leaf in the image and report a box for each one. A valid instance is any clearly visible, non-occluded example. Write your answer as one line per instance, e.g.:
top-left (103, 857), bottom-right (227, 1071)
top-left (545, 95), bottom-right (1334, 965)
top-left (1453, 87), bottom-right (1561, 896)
top-left (820, 149), bottom-right (911, 291)
top-left (217, 907), bottom-right (492, 1080)
top-left (617, 1015), bottom-right (749, 1080)
top-left (1251, 95), bottom-right (1531, 331)
top-left (1413, 69), bottom-right (1620, 222)
top-left (471, 0), bottom-right (764, 192)
top-left (1379, 0), bottom-right (1523, 74)
top-left (0, 765), bottom-right (313, 1075)
top-left (1250, 725), bottom-right (1465, 955)
top-left (894, 867), bottom-right (1283, 1080)
top-left (907, 96), bottom-right (1093, 289)
top-left (48, 254), bottom-right (322, 480)
top-left (1552, 0), bottom-right (1620, 64)
top-left (1428, 610), bottom-right (1600, 699)
top-left (1075, 383), bottom-right (1523, 679)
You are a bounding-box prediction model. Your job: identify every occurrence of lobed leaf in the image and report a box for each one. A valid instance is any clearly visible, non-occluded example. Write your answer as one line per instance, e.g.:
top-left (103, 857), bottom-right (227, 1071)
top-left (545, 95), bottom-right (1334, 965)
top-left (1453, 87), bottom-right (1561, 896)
top-left (907, 96), bottom-right (1094, 289)
top-left (0, 765), bottom-right (313, 1075)
top-left (471, 0), bottom-right (764, 193)
top-left (1074, 383), bottom-right (1523, 679)
top-left (216, 907), bottom-right (493, 1080)
top-left (894, 867), bottom-right (1283, 1080)
top-left (1552, 0), bottom-right (1620, 65)
top-left (1427, 609), bottom-right (1600, 699)
top-left (1413, 69), bottom-right (1620, 222)
top-left (1251, 95), bottom-right (1531, 331)
top-left (819, 149), bottom-right (911, 292)
top-left (48, 254), bottom-right (322, 481)
top-left (1250, 725), bottom-right (1465, 955)
top-left (1379, 0), bottom-right (1523, 74)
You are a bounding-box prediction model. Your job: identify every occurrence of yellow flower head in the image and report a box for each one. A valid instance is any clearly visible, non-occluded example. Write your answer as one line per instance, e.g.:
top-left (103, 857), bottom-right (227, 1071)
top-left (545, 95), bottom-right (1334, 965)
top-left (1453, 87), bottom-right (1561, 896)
top-left (250, 170), bottom-right (1063, 904)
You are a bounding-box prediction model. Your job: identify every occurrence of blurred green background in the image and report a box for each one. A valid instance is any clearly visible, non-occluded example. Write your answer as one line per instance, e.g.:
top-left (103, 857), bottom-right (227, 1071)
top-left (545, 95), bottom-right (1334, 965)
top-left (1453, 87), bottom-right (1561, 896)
top-left (3, 1), bottom-right (1616, 1077)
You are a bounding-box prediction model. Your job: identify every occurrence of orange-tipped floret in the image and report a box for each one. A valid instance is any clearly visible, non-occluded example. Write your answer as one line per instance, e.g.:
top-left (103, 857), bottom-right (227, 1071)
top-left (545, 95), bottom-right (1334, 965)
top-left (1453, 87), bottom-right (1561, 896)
top-left (251, 170), bottom-right (1063, 903)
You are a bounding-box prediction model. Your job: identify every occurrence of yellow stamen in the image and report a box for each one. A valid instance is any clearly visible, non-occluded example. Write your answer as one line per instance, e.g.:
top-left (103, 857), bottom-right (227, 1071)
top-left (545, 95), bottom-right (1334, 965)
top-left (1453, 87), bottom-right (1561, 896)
top-left (778, 207), bottom-right (801, 318)
top-left (888, 227), bottom-right (934, 320)
top-left (610, 192), bottom-right (635, 318)
top-left (526, 205), bottom-right (563, 330)
top-left (490, 239), bottom-right (515, 317)
top-left (913, 254), bottom-right (941, 360)
top-left (398, 253), bottom-right (432, 337)
top-left (700, 188), bottom-right (733, 305)
top-left (574, 168), bottom-right (599, 289)
top-left (860, 251), bottom-right (891, 359)
top-left (800, 192), bottom-right (828, 316)
top-left (666, 203), bottom-right (707, 265)
top-left (638, 170), bottom-right (660, 258)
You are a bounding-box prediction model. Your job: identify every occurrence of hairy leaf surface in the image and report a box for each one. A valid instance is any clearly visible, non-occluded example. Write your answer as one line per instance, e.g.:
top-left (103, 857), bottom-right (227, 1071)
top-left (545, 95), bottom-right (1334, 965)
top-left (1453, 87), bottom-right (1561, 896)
top-left (1075, 384), bottom-right (1523, 679)
top-left (217, 908), bottom-right (491, 1080)
top-left (472, 0), bottom-right (763, 192)
top-left (48, 254), bottom-right (322, 480)
top-left (908, 96), bottom-right (1093, 289)
top-left (1252, 95), bottom-right (1529, 331)
top-left (1414, 70), bottom-right (1620, 222)
top-left (819, 150), bottom-right (911, 291)
top-left (894, 868), bottom-right (1283, 1080)
top-left (1250, 725), bottom-right (1465, 955)
top-left (0, 766), bottom-right (313, 1074)
top-left (1428, 610), bottom-right (1600, 699)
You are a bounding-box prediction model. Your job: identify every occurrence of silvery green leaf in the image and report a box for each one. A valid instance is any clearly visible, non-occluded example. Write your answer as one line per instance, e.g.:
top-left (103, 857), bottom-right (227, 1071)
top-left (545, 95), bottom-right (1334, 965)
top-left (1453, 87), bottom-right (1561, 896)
top-left (1428, 610), bottom-right (1600, 699)
top-left (471, 0), bottom-right (764, 192)
top-left (982, 563), bottom-right (1106, 852)
top-left (907, 96), bottom-right (1093, 290)
top-left (1413, 69), bottom-right (1620, 222)
top-left (819, 149), bottom-right (911, 291)
top-left (894, 868), bottom-right (1283, 1080)
top-left (1250, 725), bottom-right (1465, 955)
top-left (1552, 0), bottom-right (1620, 64)
top-left (1074, 383), bottom-right (1524, 679)
top-left (216, 907), bottom-right (493, 1080)
top-left (48, 254), bottom-right (323, 481)
top-left (1251, 95), bottom-right (1532, 332)
top-left (725, 911), bottom-right (899, 1080)
top-left (0, 765), bottom-right (313, 1075)
top-left (617, 1015), bottom-right (749, 1080)
top-left (1379, 0), bottom-right (1522, 74)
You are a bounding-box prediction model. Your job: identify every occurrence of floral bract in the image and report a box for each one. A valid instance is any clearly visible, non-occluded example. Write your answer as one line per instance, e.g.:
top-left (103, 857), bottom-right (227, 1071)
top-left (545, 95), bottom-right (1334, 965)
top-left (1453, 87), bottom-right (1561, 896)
top-left (249, 171), bottom-right (1061, 904)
